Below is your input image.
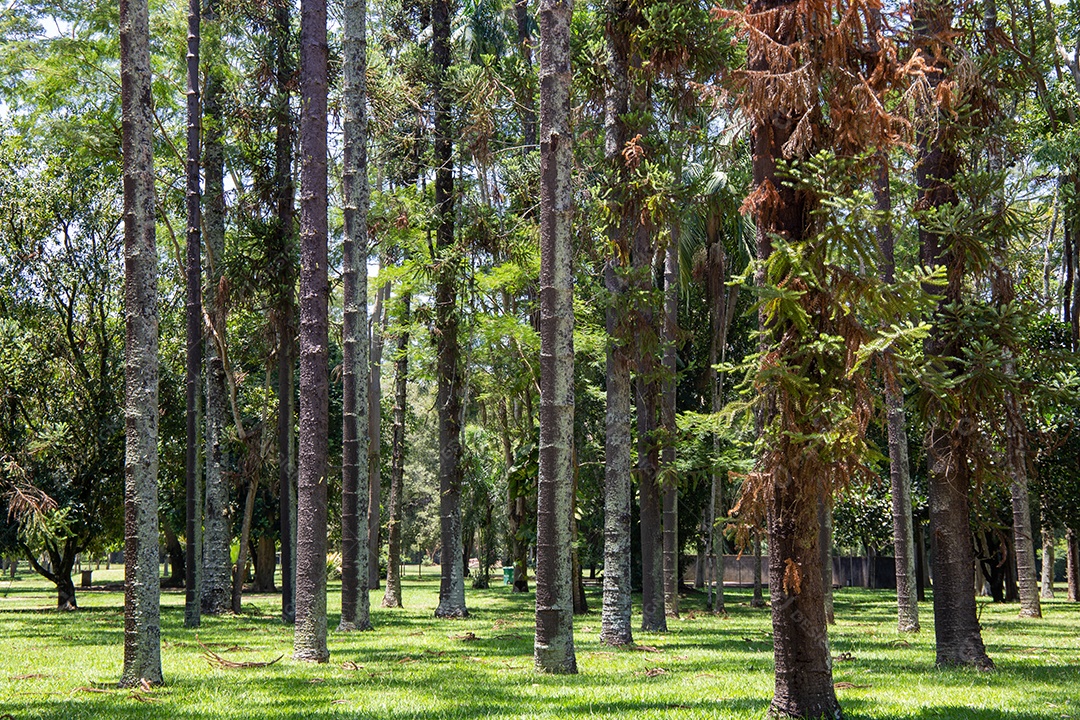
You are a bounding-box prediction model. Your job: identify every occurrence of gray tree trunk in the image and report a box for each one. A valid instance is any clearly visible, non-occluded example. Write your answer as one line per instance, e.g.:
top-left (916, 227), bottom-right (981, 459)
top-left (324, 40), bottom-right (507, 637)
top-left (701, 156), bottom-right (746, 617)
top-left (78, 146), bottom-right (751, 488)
top-left (183, 0), bottom-right (203, 630)
top-left (1067, 528), bottom-right (1079, 602)
top-left (119, 0), bottom-right (162, 685)
top-left (201, 0), bottom-right (231, 618)
top-left (383, 291), bottom-right (409, 609)
top-left (339, 0), bottom-right (372, 633)
top-left (232, 474), bottom-right (259, 613)
top-left (368, 280), bottom-right (389, 590)
top-left (272, 0), bottom-right (298, 627)
top-left (432, 0), bottom-right (467, 620)
top-left (751, 532), bottom-right (764, 608)
top-left (1041, 524), bottom-right (1055, 599)
top-left (1005, 387), bottom-right (1041, 618)
top-left (875, 152), bottom-right (920, 634)
top-left (534, 0), bottom-right (577, 674)
top-left (293, 0), bottom-right (331, 663)
top-left (661, 239), bottom-right (679, 619)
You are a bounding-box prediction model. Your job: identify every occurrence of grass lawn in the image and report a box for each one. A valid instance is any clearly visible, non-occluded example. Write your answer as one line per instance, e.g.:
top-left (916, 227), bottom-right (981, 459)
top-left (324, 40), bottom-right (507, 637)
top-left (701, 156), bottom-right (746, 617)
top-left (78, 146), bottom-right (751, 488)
top-left (0, 567), bottom-right (1077, 719)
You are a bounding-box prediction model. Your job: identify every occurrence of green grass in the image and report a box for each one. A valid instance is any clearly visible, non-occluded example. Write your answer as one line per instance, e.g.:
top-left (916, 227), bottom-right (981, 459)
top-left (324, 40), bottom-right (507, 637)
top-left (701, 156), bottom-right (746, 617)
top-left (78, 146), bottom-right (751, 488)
top-left (0, 567), bottom-right (1077, 719)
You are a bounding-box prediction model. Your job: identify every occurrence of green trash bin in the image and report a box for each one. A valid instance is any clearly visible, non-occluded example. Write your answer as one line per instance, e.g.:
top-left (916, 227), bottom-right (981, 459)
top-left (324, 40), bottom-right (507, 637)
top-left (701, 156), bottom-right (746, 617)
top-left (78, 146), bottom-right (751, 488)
top-left (503, 566), bottom-right (514, 585)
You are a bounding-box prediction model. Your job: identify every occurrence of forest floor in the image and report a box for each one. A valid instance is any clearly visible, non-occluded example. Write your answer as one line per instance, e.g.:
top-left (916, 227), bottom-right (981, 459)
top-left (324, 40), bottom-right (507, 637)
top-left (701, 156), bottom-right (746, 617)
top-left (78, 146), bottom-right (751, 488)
top-left (0, 566), bottom-right (1077, 719)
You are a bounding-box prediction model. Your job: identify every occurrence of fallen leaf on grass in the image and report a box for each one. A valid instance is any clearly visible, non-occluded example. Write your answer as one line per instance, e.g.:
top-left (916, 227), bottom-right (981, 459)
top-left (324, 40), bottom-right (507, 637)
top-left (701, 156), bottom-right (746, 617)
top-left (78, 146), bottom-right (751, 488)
top-left (309, 677), bottom-right (325, 684)
top-left (11, 673), bottom-right (48, 680)
top-left (635, 667), bottom-right (667, 677)
top-left (493, 633), bottom-right (523, 641)
top-left (492, 619), bottom-right (510, 630)
top-left (674, 654), bottom-right (690, 660)
top-left (341, 661), bottom-right (363, 671)
top-left (424, 650), bottom-right (446, 657)
top-left (129, 692), bottom-right (158, 703)
top-left (452, 632), bottom-right (479, 642)
top-left (73, 686), bottom-right (113, 694)
top-left (397, 656), bottom-right (417, 664)
top-left (694, 673), bottom-right (718, 679)
top-left (833, 652), bottom-right (855, 663)
top-left (834, 682), bottom-right (870, 689)
top-left (407, 631), bottom-right (424, 637)
top-left (332, 699), bottom-right (349, 705)
top-left (630, 644), bottom-right (662, 653)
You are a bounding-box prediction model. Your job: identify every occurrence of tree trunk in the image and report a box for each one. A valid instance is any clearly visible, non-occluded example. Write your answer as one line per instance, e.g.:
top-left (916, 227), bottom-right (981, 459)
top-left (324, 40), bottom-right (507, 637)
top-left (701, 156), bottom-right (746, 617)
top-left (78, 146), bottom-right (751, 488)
top-left (273, 0), bottom-right (298, 627)
top-left (514, 0), bottom-right (537, 152)
top-left (339, 0), bottom-right (372, 633)
top-left (231, 474), bottom-right (258, 613)
top-left (163, 524), bottom-right (186, 588)
top-left (661, 239), bottom-right (679, 619)
top-left (432, 0), bottom-right (467, 621)
top-left (916, 0), bottom-right (993, 671)
top-left (1067, 528), bottom-right (1079, 602)
top-left (638, 373), bottom-right (666, 632)
top-left (253, 535), bottom-right (277, 592)
top-left (534, 0), bottom-right (577, 673)
top-left (293, 0), bottom-right (331, 663)
top-left (383, 291), bottom-right (409, 609)
top-left (201, 0), bottom-right (231, 618)
top-left (368, 280), bottom-right (389, 591)
top-left (819, 499), bottom-right (834, 625)
top-left (1005, 388), bottom-right (1041, 617)
top-left (601, 258), bottom-right (633, 646)
top-left (183, 0), bottom-right (203, 630)
top-left (751, 532), bottom-right (764, 608)
top-left (1041, 524), bottom-right (1055, 599)
top-left (502, 398), bottom-right (530, 594)
top-left (875, 152), bottom-right (919, 633)
top-left (119, 0), bottom-right (163, 685)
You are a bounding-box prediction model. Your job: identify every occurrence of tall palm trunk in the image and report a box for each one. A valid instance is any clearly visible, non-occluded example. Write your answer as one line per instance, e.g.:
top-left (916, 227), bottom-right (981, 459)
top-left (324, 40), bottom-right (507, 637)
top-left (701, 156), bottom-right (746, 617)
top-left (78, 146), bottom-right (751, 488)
top-left (432, 0), bottom-right (467, 619)
top-left (1067, 528), bottom-right (1079, 601)
top-left (119, 0), bottom-right (163, 685)
top-left (661, 239), bottom-right (679, 618)
top-left (383, 290), bottom-right (409, 609)
top-left (201, 0), bottom-right (231, 617)
top-left (273, 0), bottom-right (298, 627)
top-left (293, 0), bottom-right (331, 663)
top-left (915, 0), bottom-right (993, 671)
top-left (368, 280), bottom-right (389, 590)
top-left (1006, 387), bottom-right (1041, 617)
top-left (183, 0), bottom-right (203, 630)
top-left (875, 153), bottom-right (919, 633)
top-left (339, 0), bottom-right (372, 633)
top-left (1041, 523), bottom-right (1055, 599)
top-left (534, 0), bottom-right (577, 674)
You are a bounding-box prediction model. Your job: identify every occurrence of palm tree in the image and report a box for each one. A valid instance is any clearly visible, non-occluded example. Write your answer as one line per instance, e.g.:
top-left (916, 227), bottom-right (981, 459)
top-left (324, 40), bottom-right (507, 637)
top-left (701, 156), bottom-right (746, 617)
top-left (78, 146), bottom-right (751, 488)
top-left (293, 0), bottom-right (331, 663)
top-left (119, 0), bottom-right (163, 686)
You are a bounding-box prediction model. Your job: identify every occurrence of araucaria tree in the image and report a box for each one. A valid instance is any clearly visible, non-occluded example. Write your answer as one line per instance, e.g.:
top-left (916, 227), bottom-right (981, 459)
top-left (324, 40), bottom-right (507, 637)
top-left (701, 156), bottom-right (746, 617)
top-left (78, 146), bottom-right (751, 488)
top-left (293, 0), bottom-right (331, 662)
top-left (534, 0), bottom-right (577, 675)
top-left (725, 0), bottom-right (918, 716)
top-left (119, 0), bottom-right (163, 687)
top-left (432, 0), bottom-right (467, 620)
top-left (913, 0), bottom-right (993, 670)
top-left (338, 0), bottom-right (372, 634)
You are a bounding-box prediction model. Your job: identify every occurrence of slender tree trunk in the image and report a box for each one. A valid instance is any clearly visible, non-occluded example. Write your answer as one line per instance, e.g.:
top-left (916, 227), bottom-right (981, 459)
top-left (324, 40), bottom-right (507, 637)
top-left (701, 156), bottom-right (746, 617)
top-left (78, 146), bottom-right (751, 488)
top-left (164, 524), bottom-right (185, 587)
top-left (253, 535), bottom-right (277, 591)
top-left (231, 474), bottom-right (258, 613)
top-left (368, 280), bottom-right (389, 590)
top-left (119, 0), bottom-right (162, 684)
top-left (1041, 524), bottom-right (1055, 599)
top-left (503, 397), bottom-right (529, 593)
top-left (184, 0), bottom-right (203, 630)
top-left (339, 0), bottom-right (372, 633)
top-left (875, 153), bottom-right (920, 633)
top-left (293, 0), bottom-right (331, 663)
top-left (201, 0), bottom-right (231, 618)
top-left (515, 0), bottom-right (537, 152)
top-left (383, 291), bottom-right (409, 609)
top-left (273, 0), bottom-right (298, 627)
top-left (534, 0), bottom-right (577, 673)
top-left (661, 239), bottom-right (679, 619)
top-left (601, 257), bottom-right (633, 645)
top-left (916, 0), bottom-right (993, 671)
top-left (1005, 388), bottom-right (1041, 617)
top-left (752, 532), bottom-right (764, 608)
top-left (432, 0), bottom-right (467, 619)
top-left (1067, 528), bottom-right (1079, 602)
top-left (638, 373), bottom-right (666, 632)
